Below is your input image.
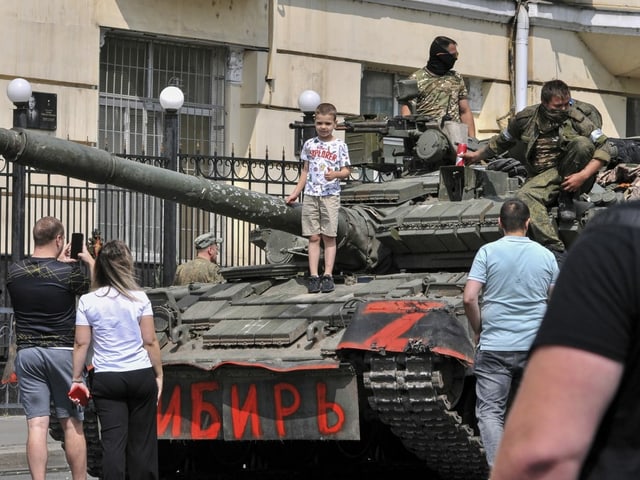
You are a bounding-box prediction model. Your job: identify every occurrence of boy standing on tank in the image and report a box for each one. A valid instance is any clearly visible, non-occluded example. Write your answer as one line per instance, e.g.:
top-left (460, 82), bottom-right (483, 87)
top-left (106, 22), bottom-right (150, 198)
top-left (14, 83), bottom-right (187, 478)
top-left (286, 102), bottom-right (351, 293)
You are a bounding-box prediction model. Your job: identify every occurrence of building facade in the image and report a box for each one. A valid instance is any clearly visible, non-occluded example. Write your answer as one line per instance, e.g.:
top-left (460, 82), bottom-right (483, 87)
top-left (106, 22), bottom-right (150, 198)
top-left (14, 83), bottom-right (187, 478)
top-left (3, 1), bottom-right (640, 155)
top-left (1, 0), bottom-right (639, 267)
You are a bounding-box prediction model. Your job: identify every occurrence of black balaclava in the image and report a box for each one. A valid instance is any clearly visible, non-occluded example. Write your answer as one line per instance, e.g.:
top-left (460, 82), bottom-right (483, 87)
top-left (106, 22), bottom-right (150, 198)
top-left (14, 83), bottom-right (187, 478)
top-left (426, 37), bottom-right (457, 76)
top-left (539, 103), bottom-right (570, 125)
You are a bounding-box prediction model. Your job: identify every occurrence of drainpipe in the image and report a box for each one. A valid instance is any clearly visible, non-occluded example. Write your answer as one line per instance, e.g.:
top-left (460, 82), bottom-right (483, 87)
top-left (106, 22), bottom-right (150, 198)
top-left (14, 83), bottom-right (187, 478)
top-left (515, 2), bottom-right (530, 113)
top-left (266, 0), bottom-right (277, 88)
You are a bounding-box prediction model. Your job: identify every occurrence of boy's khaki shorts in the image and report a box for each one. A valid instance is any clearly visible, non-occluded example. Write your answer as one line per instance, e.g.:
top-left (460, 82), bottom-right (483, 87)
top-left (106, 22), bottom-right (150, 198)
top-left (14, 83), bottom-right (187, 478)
top-left (301, 195), bottom-right (340, 237)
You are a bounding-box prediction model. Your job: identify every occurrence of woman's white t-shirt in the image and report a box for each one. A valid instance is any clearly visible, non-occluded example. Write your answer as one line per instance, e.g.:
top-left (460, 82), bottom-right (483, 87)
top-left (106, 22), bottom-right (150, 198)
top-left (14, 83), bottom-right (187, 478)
top-left (76, 286), bottom-right (154, 372)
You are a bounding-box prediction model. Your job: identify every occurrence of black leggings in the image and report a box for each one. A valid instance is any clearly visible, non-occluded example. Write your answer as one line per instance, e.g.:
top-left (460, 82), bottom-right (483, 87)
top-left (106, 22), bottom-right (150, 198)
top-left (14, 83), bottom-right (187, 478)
top-left (92, 367), bottom-right (158, 480)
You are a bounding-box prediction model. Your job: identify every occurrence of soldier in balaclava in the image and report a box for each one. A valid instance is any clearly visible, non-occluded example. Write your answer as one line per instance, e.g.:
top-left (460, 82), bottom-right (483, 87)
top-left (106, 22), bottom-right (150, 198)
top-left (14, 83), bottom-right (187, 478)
top-left (464, 79), bottom-right (615, 264)
top-left (401, 36), bottom-right (476, 137)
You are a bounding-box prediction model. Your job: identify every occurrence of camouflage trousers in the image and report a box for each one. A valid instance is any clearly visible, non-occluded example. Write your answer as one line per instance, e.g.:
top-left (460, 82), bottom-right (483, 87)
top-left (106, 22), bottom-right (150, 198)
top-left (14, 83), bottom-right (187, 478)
top-left (517, 137), bottom-right (595, 251)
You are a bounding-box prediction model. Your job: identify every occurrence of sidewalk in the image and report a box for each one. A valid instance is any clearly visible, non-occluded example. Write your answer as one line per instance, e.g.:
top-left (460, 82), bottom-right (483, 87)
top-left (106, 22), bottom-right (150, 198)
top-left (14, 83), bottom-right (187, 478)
top-left (0, 415), bottom-right (68, 474)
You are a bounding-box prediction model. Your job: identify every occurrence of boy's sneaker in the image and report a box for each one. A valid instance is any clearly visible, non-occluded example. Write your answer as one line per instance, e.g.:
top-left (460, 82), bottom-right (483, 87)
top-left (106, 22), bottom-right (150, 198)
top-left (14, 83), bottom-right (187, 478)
top-left (320, 275), bottom-right (335, 293)
top-left (307, 275), bottom-right (321, 293)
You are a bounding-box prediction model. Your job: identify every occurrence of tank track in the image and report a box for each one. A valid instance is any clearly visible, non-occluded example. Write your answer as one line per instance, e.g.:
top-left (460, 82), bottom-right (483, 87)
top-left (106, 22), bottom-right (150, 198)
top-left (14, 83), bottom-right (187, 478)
top-left (363, 353), bottom-right (488, 480)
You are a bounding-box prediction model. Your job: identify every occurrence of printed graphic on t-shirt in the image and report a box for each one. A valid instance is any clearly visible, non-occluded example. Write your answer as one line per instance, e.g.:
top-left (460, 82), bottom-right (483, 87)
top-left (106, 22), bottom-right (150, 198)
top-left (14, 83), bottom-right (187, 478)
top-left (301, 137), bottom-right (350, 196)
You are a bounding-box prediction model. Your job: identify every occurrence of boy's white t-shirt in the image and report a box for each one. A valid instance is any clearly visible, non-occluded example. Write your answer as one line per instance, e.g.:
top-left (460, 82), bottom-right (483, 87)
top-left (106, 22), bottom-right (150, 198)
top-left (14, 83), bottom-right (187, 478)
top-left (301, 136), bottom-right (350, 196)
top-left (76, 286), bottom-right (154, 372)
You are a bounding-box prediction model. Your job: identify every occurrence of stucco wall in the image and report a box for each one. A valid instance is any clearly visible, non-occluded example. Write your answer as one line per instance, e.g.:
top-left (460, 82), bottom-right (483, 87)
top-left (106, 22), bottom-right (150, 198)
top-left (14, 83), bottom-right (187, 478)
top-left (0, 1), bottom-right (100, 144)
top-left (0, 0), bottom-right (636, 153)
top-left (527, 29), bottom-right (626, 136)
top-left (561, 0), bottom-right (640, 11)
top-left (95, 0), bottom-right (269, 47)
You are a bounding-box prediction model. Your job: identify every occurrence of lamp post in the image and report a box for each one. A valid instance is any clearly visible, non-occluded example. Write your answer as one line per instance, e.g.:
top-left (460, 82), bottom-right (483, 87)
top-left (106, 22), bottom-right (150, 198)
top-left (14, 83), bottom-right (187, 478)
top-left (7, 78), bottom-right (32, 262)
top-left (7, 78), bottom-right (31, 129)
top-left (159, 85), bottom-right (184, 286)
top-left (293, 89), bottom-right (321, 157)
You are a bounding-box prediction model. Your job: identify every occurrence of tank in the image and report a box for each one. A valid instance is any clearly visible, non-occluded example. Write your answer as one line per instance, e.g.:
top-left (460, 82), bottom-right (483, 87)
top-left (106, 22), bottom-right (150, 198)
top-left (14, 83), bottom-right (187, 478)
top-left (0, 125), bottom-right (625, 479)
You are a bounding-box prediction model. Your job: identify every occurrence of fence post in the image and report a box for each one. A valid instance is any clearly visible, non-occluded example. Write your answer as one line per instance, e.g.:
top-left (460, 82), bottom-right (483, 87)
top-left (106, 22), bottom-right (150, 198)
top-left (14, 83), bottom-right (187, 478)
top-left (11, 165), bottom-right (25, 262)
top-left (160, 86), bottom-right (183, 286)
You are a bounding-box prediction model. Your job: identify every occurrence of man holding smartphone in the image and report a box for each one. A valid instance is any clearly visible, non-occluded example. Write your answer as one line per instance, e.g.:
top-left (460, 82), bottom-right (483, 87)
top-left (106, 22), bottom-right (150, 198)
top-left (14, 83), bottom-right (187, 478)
top-left (7, 217), bottom-right (94, 480)
top-left (70, 232), bottom-right (84, 259)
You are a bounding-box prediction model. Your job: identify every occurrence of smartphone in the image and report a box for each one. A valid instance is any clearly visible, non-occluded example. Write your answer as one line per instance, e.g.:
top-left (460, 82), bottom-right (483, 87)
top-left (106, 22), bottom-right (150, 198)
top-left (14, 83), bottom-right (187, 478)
top-left (68, 386), bottom-right (90, 407)
top-left (70, 233), bottom-right (84, 259)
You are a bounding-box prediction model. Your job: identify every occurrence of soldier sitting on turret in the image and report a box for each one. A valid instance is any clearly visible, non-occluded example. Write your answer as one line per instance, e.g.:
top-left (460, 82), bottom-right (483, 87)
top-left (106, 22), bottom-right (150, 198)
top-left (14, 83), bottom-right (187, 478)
top-left (173, 232), bottom-right (225, 286)
top-left (464, 79), bottom-right (616, 263)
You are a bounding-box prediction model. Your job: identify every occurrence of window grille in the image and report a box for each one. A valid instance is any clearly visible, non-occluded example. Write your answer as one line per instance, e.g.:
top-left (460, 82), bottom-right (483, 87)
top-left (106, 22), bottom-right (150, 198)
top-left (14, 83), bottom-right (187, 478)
top-left (98, 32), bottom-right (227, 265)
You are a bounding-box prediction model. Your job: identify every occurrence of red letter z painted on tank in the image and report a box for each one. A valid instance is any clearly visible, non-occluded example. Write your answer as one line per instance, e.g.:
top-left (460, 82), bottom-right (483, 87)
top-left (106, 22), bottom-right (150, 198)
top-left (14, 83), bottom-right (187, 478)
top-left (338, 300), bottom-right (448, 353)
top-left (364, 310), bottom-right (426, 351)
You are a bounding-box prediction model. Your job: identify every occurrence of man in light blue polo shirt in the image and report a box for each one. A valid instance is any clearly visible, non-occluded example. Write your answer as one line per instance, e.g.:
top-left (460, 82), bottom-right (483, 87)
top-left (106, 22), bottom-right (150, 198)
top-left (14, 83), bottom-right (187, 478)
top-left (463, 198), bottom-right (558, 468)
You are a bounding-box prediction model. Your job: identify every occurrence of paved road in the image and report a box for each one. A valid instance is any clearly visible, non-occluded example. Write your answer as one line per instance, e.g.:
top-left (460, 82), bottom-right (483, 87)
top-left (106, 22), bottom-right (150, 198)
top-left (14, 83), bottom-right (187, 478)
top-left (0, 471), bottom-right (76, 480)
top-left (0, 415), bottom-right (442, 480)
top-left (0, 415), bottom-right (64, 472)
top-left (0, 415), bottom-right (99, 479)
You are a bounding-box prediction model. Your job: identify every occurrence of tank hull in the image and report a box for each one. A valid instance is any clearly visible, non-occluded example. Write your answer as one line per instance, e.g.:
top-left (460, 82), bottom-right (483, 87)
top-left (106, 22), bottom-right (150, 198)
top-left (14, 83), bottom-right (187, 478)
top-left (148, 271), bottom-right (487, 479)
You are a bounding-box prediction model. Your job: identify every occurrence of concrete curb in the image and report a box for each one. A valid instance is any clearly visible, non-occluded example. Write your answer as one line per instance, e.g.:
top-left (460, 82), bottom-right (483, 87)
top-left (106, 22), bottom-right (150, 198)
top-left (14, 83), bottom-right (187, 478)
top-left (0, 446), bottom-right (69, 475)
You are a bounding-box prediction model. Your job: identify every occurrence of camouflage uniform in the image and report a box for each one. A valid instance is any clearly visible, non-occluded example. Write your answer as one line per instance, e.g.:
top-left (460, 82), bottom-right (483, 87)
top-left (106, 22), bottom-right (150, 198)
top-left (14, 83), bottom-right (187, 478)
top-left (173, 257), bottom-right (224, 285)
top-left (408, 68), bottom-right (468, 122)
top-left (485, 103), bottom-right (614, 251)
top-left (597, 163), bottom-right (640, 201)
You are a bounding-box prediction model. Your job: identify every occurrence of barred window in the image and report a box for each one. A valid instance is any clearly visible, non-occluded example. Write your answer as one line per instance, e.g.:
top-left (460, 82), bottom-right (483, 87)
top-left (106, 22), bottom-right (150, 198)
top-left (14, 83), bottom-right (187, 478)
top-left (360, 70), bottom-right (402, 117)
top-left (98, 31), bottom-right (227, 267)
top-left (627, 97), bottom-right (640, 136)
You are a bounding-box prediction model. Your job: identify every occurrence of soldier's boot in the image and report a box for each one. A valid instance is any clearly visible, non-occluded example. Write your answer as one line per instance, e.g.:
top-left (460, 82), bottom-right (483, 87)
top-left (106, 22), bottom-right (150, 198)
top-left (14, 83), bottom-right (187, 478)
top-left (557, 191), bottom-right (576, 223)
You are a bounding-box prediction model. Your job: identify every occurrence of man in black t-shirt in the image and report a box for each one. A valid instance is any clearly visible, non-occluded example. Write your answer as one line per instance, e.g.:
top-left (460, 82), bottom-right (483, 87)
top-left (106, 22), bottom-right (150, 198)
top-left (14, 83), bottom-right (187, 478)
top-left (491, 202), bottom-right (640, 479)
top-left (7, 217), bottom-right (94, 480)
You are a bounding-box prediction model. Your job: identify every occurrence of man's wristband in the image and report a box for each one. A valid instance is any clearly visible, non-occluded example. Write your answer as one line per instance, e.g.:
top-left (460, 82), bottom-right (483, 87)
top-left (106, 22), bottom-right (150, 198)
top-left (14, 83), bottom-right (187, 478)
top-left (72, 379), bottom-right (83, 383)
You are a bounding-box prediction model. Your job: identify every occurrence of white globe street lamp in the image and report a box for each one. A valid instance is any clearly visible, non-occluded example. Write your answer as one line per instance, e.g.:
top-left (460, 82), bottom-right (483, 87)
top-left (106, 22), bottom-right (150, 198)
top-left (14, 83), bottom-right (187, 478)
top-left (6, 77), bottom-right (33, 262)
top-left (159, 86), bottom-right (185, 112)
top-left (7, 78), bottom-right (33, 128)
top-left (159, 85), bottom-right (184, 286)
top-left (293, 90), bottom-right (321, 156)
top-left (297, 89), bottom-right (321, 114)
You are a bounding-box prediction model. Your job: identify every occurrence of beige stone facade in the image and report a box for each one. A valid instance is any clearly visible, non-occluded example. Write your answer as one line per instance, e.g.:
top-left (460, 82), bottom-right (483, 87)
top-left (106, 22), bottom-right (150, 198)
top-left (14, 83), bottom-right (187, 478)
top-left (1, 0), bottom-right (639, 155)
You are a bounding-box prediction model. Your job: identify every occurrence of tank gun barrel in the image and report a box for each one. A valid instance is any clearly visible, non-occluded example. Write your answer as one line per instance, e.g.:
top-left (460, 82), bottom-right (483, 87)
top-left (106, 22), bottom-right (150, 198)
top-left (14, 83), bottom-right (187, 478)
top-left (0, 128), bottom-right (304, 233)
top-left (342, 120), bottom-right (391, 135)
top-left (0, 128), bottom-right (380, 271)
top-left (342, 116), bottom-right (445, 137)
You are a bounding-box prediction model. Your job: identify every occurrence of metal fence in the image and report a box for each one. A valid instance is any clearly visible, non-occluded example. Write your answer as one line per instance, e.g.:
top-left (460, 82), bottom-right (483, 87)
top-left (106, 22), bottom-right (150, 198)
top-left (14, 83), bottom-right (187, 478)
top-left (0, 148), bottom-right (303, 411)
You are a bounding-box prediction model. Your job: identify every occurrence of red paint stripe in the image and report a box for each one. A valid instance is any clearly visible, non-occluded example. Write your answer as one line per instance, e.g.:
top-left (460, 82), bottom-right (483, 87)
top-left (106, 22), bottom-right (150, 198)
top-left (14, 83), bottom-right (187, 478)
top-left (163, 360), bottom-right (340, 373)
top-left (362, 300), bottom-right (445, 314)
